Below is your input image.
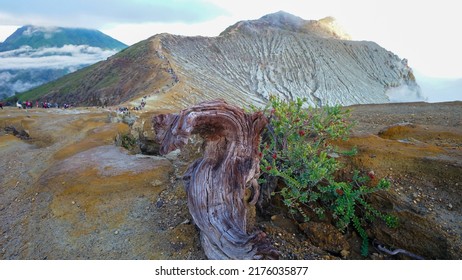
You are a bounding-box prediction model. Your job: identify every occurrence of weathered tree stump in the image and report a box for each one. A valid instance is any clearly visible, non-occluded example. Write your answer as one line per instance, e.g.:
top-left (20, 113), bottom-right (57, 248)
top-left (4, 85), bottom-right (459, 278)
top-left (153, 100), bottom-right (279, 259)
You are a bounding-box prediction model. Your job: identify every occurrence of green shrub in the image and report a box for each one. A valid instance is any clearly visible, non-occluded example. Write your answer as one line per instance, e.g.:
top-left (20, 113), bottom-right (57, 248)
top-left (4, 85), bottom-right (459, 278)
top-left (257, 96), bottom-right (397, 256)
top-left (119, 133), bottom-right (137, 150)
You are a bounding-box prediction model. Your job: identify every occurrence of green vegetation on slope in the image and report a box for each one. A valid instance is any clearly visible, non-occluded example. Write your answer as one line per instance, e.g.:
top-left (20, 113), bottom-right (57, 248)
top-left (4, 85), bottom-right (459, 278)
top-left (258, 96), bottom-right (398, 256)
top-left (9, 39), bottom-right (154, 105)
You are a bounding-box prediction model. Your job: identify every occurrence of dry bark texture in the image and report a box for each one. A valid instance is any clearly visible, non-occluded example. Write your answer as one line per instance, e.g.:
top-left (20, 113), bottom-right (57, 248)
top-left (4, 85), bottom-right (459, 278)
top-left (153, 100), bottom-right (279, 259)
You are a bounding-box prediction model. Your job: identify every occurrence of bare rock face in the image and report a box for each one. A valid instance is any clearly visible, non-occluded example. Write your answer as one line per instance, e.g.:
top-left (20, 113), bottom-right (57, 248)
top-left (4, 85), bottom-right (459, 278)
top-left (153, 100), bottom-right (279, 259)
top-left (144, 11), bottom-right (422, 110)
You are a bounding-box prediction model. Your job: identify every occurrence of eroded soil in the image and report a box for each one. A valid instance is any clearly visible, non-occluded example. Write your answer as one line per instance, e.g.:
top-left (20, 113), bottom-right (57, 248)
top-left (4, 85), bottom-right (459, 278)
top-left (0, 107), bottom-right (204, 259)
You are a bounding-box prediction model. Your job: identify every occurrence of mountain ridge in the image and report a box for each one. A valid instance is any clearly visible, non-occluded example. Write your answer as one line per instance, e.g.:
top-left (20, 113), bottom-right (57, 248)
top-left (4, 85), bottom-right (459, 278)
top-left (13, 12), bottom-right (422, 108)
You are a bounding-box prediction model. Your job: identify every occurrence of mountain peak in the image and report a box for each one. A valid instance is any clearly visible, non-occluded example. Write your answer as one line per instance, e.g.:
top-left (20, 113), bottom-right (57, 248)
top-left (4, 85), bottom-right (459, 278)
top-left (0, 25), bottom-right (127, 52)
top-left (220, 11), bottom-right (350, 39)
top-left (259, 10), bottom-right (305, 26)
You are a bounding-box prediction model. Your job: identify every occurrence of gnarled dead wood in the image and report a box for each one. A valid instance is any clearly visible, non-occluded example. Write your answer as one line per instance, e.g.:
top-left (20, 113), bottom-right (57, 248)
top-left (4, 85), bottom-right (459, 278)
top-left (153, 100), bottom-right (279, 259)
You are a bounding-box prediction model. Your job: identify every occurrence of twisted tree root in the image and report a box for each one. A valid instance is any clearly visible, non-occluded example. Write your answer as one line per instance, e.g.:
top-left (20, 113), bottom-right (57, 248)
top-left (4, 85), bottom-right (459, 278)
top-left (153, 100), bottom-right (279, 260)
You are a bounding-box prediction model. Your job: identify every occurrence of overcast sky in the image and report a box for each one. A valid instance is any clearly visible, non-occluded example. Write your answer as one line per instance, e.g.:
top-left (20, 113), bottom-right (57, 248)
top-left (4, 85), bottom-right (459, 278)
top-left (0, 0), bottom-right (461, 80)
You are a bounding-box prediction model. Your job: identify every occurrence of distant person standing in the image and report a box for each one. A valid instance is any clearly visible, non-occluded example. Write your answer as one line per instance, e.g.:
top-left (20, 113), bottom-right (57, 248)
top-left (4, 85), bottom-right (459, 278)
top-left (16, 101), bottom-right (22, 109)
top-left (0, 102), bottom-right (3, 109)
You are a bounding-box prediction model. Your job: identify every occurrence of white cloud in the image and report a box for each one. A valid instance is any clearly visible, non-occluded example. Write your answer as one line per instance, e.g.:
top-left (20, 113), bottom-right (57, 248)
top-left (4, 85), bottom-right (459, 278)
top-left (22, 25), bottom-right (61, 39)
top-left (10, 79), bottom-right (42, 93)
top-left (0, 71), bottom-right (15, 81)
top-left (0, 45), bottom-right (117, 70)
top-left (0, 71), bottom-right (41, 95)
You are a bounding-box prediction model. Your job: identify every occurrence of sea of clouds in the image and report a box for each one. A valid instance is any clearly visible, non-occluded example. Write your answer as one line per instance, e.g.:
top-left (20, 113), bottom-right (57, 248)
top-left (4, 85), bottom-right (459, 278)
top-left (0, 71), bottom-right (41, 93)
top-left (0, 44), bottom-right (117, 70)
top-left (0, 44), bottom-right (117, 97)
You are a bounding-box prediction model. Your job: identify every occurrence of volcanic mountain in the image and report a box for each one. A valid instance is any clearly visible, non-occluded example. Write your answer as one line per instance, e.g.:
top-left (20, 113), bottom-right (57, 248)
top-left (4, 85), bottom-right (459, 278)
top-left (16, 11), bottom-right (422, 109)
top-left (0, 25), bottom-right (127, 99)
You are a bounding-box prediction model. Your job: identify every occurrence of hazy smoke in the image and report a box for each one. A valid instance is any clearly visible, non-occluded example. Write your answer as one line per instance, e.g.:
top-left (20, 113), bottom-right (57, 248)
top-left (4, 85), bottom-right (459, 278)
top-left (385, 84), bottom-right (426, 103)
top-left (414, 72), bottom-right (462, 102)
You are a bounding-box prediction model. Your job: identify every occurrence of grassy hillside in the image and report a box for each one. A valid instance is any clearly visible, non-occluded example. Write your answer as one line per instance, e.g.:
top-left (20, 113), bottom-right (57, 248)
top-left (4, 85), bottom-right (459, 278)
top-left (10, 38), bottom-right (173, 106)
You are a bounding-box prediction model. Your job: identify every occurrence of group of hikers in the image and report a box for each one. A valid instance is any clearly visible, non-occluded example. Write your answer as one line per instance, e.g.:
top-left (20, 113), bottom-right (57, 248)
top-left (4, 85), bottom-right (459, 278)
top-left (115, 96), bottom-right (149, 115)
top-left (10, 100), bottom-right (73, 109)
top-left (1, 96), bottom-right (149, 112)
top-left (18, 100), bottom-right (34, 109)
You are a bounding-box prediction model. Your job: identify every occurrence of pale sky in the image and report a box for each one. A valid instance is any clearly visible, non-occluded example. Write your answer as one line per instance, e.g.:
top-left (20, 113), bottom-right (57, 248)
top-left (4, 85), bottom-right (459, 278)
top-left (0, 0), bottom-right (461, 79)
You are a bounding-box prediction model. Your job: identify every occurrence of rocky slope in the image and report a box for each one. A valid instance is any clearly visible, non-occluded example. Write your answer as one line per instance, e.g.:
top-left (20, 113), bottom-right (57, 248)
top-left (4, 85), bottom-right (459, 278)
top-left (16, 11), bottom-right (421, 109)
